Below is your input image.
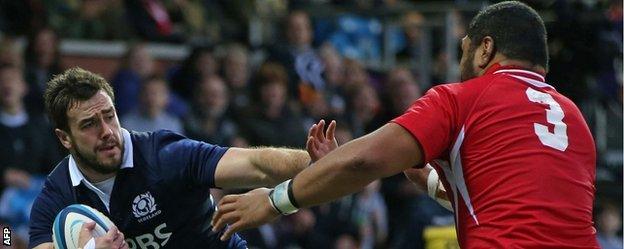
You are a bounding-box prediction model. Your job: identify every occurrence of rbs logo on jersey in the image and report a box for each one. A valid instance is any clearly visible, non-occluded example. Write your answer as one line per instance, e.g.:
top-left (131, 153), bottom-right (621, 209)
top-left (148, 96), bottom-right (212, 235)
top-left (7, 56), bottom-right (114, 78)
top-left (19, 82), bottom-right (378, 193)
top-left (126, 223), bottom-right (172, 249)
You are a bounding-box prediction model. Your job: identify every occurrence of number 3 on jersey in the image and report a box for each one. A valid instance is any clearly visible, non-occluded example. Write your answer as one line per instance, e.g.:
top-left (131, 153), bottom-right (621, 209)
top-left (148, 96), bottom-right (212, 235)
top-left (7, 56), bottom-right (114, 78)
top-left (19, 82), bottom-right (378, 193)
top-left (525, 88), bottom-right (568, 151)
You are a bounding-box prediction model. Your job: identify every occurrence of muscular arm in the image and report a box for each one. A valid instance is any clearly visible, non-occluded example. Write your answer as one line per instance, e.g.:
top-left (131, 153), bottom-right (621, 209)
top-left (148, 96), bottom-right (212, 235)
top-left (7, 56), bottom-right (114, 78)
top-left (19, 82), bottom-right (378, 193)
top-left (292, 123), bottom-right (422, 208)
top-left (214, 147), bottom-right (310, 189)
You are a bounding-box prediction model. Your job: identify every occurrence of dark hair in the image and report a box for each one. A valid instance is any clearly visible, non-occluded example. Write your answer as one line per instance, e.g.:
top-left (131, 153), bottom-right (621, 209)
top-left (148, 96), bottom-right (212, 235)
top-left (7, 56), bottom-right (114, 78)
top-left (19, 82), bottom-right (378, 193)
top-left (24, 27), bottom-right (61, 69)
top-left (467, 1), bottom-right (548, 69)
top-left (44, 67), bottom-right (114, 132)
top-left (252, 62), bottom-right (289, 101)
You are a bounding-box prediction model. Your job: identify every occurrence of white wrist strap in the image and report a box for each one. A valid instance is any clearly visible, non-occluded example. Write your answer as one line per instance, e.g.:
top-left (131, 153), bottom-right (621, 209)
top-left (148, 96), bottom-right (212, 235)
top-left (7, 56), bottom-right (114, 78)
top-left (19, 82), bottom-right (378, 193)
top-left (426, 169), bottom-right (454, 211)
top-left (269, 179), bottom-right (299, 215)
top-left (426, 169), bottom-right (440, 199)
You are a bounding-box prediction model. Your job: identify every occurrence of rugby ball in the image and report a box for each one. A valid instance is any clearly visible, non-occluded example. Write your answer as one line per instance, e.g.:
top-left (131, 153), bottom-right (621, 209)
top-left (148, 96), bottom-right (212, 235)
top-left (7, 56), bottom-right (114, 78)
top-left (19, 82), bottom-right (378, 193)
top-left (52, 204), bottom-right (115, 249)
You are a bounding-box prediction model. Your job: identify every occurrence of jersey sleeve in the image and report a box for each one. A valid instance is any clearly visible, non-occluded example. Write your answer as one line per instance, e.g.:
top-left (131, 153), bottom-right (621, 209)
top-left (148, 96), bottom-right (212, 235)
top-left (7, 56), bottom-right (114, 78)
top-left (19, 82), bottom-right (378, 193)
top-left (391, 85), bottom-right (457, 164)
top-left (28, 184), bottom-right (65, 249)
top-left (154, 130), bottom-right (229, 188)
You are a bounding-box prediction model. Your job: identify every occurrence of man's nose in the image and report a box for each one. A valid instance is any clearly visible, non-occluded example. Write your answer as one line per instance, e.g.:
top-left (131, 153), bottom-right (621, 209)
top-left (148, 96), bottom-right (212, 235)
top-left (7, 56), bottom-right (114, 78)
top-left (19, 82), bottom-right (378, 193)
top-left (100, 119), bottom-right (113, 139)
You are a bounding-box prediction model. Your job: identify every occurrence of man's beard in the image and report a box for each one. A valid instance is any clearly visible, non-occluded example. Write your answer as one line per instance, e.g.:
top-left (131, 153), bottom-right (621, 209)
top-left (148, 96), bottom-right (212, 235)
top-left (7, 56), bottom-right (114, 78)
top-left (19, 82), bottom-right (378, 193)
top-left (460, 49), bottom-right (478, 82)
top-left (72, 141), bottom-right (121, 175)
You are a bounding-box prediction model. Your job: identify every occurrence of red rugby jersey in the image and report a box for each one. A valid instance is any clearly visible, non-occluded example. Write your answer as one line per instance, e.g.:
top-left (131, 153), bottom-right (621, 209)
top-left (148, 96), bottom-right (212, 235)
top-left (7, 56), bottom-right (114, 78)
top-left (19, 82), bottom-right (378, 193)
top-left (392, 64), bottom-right (599, 248)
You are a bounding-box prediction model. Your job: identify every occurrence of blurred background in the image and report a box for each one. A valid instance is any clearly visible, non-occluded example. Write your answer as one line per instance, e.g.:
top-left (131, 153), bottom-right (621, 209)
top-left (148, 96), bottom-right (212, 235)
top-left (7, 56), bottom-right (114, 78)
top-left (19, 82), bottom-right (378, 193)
top-left (0, 0), bottom-right (621, 248)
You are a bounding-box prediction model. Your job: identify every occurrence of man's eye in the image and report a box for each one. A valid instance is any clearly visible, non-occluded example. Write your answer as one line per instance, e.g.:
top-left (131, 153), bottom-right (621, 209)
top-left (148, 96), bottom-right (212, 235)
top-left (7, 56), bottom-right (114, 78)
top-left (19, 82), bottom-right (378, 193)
top-left (83, 122), bottom-right (93, 128)
top-left (106, 115), bottom-right (114, 120)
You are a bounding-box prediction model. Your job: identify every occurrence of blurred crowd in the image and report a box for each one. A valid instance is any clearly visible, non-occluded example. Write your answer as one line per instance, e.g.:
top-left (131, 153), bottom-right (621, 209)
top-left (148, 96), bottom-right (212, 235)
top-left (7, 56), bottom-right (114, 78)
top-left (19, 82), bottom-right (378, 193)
top-left (0, 0), bottom-right (621, 249)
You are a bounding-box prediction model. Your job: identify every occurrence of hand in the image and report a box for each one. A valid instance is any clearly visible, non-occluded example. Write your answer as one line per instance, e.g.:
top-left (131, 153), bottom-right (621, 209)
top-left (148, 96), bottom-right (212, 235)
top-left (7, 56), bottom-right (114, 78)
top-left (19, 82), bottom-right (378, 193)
top-left (211, 188), bottom-right (280, 241)
top-left (306, 119), bottom-right (338, 162)
top-left (78, 222), bottom-right (128, 249)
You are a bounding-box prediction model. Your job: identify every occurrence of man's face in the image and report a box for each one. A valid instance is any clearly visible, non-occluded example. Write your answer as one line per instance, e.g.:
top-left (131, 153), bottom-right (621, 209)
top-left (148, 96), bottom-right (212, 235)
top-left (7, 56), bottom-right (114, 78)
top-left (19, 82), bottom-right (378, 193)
top-left (459, 36), bottom-right (478, 82)
top-left (0, 69), bottom-right (27, 107)
top-left (61, 90), bottom-right (123, 174)
top-left (287, 13), bottom-right (312, 47)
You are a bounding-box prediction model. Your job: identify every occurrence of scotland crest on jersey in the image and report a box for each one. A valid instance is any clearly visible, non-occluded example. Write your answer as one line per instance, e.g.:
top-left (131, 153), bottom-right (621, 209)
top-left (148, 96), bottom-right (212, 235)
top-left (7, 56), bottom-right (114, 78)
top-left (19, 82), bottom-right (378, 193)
top-left (133, 191), bottom-right (161, 222)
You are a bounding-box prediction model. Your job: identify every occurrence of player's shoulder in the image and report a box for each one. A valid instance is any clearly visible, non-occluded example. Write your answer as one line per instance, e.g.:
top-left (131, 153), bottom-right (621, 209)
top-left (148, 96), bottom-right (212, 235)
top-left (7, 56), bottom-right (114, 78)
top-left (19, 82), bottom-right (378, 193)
top-left (32, 157), bottom-right (75, 213)
top-left (425, 78), bottom-right (486, 100)
top-left (44, 157), bottom-right (73, 195)
top-left (130, 129), bottom-right (186, 146)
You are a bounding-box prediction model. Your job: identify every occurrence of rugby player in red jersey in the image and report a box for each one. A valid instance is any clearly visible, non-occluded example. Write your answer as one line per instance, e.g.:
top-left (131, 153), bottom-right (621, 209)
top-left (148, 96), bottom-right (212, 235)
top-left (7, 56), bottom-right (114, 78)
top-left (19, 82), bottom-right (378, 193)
top-left (213, 1), bottom-right (599, 248)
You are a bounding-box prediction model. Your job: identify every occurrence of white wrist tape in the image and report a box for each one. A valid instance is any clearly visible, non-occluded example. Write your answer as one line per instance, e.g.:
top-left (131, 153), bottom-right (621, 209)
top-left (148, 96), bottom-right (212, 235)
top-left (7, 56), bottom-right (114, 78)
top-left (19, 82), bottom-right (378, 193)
top-left (269, 179), bottom-right (299, 215)
top-left (426, 169), bottom-right (440, 199)
top-left (426, 169), bottom-right (454, 212)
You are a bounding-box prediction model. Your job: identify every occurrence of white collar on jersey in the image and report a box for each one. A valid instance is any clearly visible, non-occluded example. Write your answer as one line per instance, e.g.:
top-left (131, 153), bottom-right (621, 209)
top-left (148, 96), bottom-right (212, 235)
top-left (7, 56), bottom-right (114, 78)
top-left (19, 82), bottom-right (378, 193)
top-left (493, 69), bottom-right (555, 90)
top-left (69, 128), bottom-right (134, 187)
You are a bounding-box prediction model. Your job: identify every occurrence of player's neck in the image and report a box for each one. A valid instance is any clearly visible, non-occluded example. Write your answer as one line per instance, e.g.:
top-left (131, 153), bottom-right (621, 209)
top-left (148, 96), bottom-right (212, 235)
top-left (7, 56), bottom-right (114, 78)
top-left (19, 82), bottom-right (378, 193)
top-left (75, 161), bottom-right (117, 183)
top-left (481, 56), bottom-right (546, 76)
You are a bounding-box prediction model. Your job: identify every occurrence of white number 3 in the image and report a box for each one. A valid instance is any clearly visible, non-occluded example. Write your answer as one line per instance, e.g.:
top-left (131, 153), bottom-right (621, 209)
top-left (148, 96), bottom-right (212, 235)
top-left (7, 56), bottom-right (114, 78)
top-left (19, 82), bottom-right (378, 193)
top-left (525, 88), bottom-right (568, 151)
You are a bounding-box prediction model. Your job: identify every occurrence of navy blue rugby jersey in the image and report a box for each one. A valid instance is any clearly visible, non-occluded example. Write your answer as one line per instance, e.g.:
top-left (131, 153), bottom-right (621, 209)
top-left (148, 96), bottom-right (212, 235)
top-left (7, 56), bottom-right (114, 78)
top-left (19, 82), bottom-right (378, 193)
top-left (28, 129), bottom-right (247, 249)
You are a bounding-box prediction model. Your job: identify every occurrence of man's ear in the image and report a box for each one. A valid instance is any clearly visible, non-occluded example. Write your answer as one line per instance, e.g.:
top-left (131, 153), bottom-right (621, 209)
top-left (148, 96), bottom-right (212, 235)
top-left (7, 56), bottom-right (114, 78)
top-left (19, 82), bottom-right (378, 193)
top-left (55, 128), bottom-right (73, 150)
top-left (476, 36), bottom-right (496, 69)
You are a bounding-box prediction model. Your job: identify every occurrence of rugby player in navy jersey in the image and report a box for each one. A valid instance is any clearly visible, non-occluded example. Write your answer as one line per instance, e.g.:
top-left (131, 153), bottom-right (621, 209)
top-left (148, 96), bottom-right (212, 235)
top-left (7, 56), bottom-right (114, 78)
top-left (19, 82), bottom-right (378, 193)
top-left (29, 67), bottom-right (338, 249)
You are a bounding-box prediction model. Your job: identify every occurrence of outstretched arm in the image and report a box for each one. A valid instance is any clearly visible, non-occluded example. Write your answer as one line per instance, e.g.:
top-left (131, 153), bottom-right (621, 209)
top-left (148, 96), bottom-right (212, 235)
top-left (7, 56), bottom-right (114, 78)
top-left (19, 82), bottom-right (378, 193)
top-left (212, 123), bottom-right (423, 240)
top-left (214, 120), bottom-right (337, 189)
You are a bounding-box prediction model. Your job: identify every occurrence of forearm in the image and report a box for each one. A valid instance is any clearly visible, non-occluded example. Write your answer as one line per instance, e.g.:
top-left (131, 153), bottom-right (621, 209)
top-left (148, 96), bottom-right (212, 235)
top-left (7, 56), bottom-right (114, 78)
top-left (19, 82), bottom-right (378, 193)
top-left (250, 147), bottom-right (311, 187)
top-left (291, 125), bottom-right (422, 208)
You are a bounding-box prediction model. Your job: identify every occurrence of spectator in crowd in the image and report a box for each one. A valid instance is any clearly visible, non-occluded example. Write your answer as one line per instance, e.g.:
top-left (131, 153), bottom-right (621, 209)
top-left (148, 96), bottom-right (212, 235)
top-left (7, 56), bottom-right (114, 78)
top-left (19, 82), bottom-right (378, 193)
top-left (51, 0), bottom-right (129, 40)
top-left (221, 43), bottom-right (252, 114)
top-left (121, 76), bottom-right (183, 134)
top-left (383, 67), bottom-right (423, 120)
top-left (396, 11), bottom-right (432, 88)
top-left (0, 64), bottom-right (62, 242)
top-left (184, 75), bottom-right (245, 146)
top-left (595, 200), bottom-right (623, 249)
top-left (280, 208), bottom-right (331, 248)
top-left (168, 46), bottom-right (218, 100)
top-left (0, 64), bottom-right (61, 187)
top-left (0, 38), bottom-right (24, 69)
top-left (269, 10), bottom-right (324, 99)
top-left (346, 83), bottom-right (384, 137)
top-left (24, 27), bottom-right (63, 113)
top-left (124, 0), bottom-right (184, 42)
top-left (355, 180), bottom-right (388, 249)
top-left (342, 58), bottom-right (370, 92)
top-left (111, 43), bottom-right (155, 117)
top-left (111, 43), bottom-right (189, 118)
top-left (319, 44), bottom-right (347, 118)
top-left (241, 62), bottom-right (306, 147)
top-left (165, 0), bottom-right (217, 42)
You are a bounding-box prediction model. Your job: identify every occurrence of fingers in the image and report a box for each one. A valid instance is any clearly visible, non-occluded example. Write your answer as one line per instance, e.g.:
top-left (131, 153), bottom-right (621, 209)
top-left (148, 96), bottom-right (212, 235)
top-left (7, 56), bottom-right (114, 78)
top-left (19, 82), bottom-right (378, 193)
top-left (306, 135), bottom-right (314, 152)
top-left (212, 195), bottom-right (241, 229)
top-left (307, 124), bottom-right (317, 140)
top-left (308, 137), bottom-right (318, 154)
top-left (112, 230), bottom-right (125, 249)
top-left (326, 120), bottom-right (336, 141)
top-left (220, 222), bottom-right (244, 241)
top-left (214, 210), bottom-right (241, 233)
top-left (315, 120), bottom-right (326, 141)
